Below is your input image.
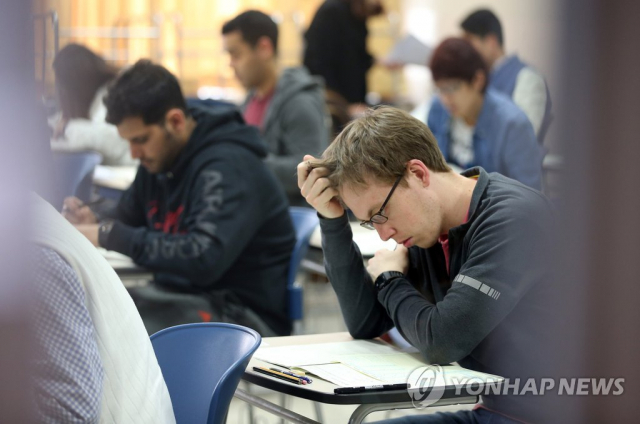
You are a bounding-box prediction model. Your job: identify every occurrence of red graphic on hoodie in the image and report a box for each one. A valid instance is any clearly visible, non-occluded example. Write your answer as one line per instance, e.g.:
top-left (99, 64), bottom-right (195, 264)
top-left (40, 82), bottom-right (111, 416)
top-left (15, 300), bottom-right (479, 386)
top-left (162, 205), bottom-right (184, 234)
top-left (148, 201), bottom-right (185, 234)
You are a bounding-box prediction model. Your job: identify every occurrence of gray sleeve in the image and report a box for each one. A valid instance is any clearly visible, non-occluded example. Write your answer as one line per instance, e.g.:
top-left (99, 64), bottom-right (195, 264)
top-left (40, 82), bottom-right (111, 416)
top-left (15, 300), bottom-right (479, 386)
top-left (321, 214), bottom-right (395, 338)
top-left (265, 91), bottom-right (329, 197)
top-left (378, 198), bottom-right (553, 364)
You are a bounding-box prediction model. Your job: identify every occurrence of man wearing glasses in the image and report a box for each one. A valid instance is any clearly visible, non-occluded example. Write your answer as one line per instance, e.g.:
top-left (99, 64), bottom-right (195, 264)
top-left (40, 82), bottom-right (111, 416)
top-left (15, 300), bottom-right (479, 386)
top-left (297, 106), bottom-right (555, 423)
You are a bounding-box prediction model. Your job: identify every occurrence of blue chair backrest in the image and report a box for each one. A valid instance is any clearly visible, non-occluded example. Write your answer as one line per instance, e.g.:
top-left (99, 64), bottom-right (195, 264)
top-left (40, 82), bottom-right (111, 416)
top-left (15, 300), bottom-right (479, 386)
top-left (51, 151), bottom-right (102, 208)
top-left (287, 207), bottom-right (319, 321)
top-left (288, 207), bottom-right (320, 286)
top-left (150, 323), bottom-right (261, 424)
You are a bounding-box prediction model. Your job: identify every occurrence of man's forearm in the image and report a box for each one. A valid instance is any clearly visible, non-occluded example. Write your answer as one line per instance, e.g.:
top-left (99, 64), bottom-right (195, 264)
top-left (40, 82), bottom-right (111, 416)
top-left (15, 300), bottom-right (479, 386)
top-left (321, 215), bottom-right (394, 338)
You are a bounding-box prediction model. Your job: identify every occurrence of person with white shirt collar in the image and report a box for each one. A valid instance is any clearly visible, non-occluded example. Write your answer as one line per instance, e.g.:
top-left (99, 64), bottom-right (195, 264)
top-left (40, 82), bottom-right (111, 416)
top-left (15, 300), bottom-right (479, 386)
top-left (461, 9), bottom-right (553, 144)
top-left (50, 43), bottom-right (138, 167)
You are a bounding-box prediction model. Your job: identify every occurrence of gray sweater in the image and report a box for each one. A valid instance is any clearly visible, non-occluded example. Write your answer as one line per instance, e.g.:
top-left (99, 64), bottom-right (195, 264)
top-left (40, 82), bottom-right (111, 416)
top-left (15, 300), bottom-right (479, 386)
top-left (243, 67), bottom-right (329, 206)
top-left (321, 167), bottom-right (556, 421)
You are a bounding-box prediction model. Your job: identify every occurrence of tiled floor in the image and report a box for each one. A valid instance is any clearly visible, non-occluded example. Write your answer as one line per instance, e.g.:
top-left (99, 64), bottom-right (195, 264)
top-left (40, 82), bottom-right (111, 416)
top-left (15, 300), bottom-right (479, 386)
top-left (226, 274), bottom-right (474, 423)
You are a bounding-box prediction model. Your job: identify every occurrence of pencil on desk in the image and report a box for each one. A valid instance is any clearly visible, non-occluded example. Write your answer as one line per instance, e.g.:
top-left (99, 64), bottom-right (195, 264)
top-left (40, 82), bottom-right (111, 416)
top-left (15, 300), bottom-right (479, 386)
top-left (270, 367), bottom-right (313, 384)
top-left (253, 366), bottom-right (304, 385)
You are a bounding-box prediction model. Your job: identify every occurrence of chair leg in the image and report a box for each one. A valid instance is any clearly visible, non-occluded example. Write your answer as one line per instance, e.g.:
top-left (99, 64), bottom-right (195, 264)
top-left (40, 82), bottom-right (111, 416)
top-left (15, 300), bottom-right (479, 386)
top-left (280, 392), bottom-right (323, 424)
top-left (313, 401), bottom-right (324, 422)
top-left (279, 392), bottom-right (287, 424)
top-left (245, 381), bottom-right (256, 424)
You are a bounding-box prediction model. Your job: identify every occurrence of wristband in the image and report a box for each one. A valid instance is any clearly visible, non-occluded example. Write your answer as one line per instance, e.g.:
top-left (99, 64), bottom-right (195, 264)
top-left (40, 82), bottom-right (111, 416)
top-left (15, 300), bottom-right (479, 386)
top-left (98, 219), bottom-right (115, 247)
top-left (374, 271), bottom-right (405, 293)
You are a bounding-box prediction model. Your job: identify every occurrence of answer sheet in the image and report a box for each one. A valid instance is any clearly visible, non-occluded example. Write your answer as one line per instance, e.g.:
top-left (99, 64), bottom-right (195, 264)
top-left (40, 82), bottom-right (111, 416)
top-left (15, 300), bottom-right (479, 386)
top-left (254, 339), bottom-right (399, 367)
top-left (302, 364), bottom-right (383, 387)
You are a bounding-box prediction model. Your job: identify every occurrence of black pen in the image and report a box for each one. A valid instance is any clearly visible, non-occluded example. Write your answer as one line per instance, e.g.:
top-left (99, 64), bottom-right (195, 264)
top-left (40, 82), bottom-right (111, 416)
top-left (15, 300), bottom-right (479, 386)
top-left (334, 383), bottom-right (409, 394)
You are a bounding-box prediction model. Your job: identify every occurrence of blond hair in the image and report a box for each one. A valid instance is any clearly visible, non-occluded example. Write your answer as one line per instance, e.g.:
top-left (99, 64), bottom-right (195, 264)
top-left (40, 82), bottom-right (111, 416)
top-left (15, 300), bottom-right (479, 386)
top-left (311, 106), bottom-right (450, 189)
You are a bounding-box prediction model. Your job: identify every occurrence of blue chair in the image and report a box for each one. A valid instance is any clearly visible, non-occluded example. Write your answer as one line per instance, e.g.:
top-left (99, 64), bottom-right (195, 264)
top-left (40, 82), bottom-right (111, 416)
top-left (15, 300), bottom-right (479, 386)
top-left (150, 323), bottom-right (261, 424)
top-left (287, 207), bottom-right (320, 324)
top-left (51, 151), bottom-right (102, 208)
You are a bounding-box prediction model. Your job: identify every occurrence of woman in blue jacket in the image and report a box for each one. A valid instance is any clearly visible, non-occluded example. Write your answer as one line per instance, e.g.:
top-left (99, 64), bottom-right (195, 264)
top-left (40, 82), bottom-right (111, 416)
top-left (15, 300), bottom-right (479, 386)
top-left (427, 37), bottom-right (543, 189)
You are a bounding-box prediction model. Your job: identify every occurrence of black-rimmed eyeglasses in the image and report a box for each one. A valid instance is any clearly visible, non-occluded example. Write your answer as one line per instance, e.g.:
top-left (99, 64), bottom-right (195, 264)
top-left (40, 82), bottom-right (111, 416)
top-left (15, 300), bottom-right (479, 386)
top-left (360, 175), bottom-right (403, 230)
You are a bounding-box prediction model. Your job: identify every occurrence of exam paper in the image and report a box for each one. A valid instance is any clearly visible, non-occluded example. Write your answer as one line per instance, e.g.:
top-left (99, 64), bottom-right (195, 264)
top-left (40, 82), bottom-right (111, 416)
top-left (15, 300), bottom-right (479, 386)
top-left (303, 364), bottom-right (383, 387)
top-left (340, 353), bottom-right (503, 387)
top-left (255, 340), bottom-right (400, 367)
top-left (337, 352), bottom-right (428, 383)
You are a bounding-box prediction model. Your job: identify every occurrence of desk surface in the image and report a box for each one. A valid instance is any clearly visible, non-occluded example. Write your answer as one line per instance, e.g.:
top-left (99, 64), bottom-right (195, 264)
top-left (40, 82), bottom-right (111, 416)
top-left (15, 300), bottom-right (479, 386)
top-left (99, 248), bottom-right (151, 278)
top-left (93, 165), bottom-right (137, 191)
top-left (243, 332), bottom-right (480, 406)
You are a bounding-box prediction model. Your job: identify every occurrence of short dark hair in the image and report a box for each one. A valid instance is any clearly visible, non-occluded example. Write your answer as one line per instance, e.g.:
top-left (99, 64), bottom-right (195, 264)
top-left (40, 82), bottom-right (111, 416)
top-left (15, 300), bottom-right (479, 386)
top-left (221, 10), bottom-right (278, 55)
top-left (104, 60), bottom-right (188, 126)
top-left (460, 9), bottom-right (503, 47)
top-left (429, 37), bottom-right (489, 93)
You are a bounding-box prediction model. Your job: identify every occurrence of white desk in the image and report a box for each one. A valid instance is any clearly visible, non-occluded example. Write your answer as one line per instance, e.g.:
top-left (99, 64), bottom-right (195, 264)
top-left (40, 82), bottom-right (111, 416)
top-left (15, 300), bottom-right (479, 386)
top-left (99, 248), bottom-right (152, 282)
top-left (238, 332), bottom-right (492, 424)
top-left (93, 165), bottom-right (137, 191)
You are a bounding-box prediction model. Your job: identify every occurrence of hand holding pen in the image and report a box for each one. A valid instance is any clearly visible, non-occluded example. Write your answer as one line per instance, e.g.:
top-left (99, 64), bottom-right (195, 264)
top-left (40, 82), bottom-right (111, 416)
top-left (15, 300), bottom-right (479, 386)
top-left (62, 196), bottom-right (99, 225)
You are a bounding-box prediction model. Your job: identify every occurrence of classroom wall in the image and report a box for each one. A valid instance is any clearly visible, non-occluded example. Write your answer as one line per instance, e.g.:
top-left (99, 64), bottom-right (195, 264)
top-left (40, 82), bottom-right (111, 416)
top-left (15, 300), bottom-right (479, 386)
top-left (33, 0), bottom-right (402, 101)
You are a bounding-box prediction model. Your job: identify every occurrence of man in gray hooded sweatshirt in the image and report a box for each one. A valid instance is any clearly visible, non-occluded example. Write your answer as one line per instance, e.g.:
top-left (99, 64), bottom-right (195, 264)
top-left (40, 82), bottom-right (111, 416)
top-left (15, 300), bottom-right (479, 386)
top-left (223, 10), bottom-right (329, 206)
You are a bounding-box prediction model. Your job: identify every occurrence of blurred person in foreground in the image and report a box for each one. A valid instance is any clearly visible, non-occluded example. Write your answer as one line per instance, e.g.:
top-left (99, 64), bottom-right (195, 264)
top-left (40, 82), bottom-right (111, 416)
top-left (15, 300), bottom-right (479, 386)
top-left (30, 194), bottom-right (175, 423)
top-left (222, 10), bottom-right (328, 206)
top-left (304, 0), bottom-right (384, 118)
top-left (461, 9), bottom-right (552, 143)
top-left (298, 106), bottom-right (555, 423)
top-left (50, 43), bottom-right (137, 166)
top-left (62, 60), bottom-right (295, 337)
top-left (427, 37), bottom-right (544, 189)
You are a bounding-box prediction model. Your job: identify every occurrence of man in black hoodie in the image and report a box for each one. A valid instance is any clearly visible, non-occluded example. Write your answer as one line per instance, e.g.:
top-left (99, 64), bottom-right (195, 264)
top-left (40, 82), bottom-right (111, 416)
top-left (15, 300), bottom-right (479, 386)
top-left (63, 60), bottom-right (295, 336)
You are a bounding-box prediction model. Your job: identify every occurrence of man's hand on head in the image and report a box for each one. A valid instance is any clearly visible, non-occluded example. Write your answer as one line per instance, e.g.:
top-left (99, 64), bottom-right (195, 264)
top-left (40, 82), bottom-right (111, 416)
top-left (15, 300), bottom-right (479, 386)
top-left (62, 197), bottom-right (97, 225)
top-left (297, 154), bottom-right (345, 219)
top-left (366, 245), bottom-right (409, 282)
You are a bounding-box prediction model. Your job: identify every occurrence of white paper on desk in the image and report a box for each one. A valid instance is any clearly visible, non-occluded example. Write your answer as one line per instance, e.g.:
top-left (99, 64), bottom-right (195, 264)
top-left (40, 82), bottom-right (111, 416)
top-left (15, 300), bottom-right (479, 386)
top-left (302, 363), bottom-right (383, 387)
top-left (255, 339), bottom-right (399, 367)
top-left (384, 34), bottom-right (432, 66)
top-left (338, 352), bottom-right (429, 383)
top-left (309, 223), bottom-right (396, 256)
top-left (97, 248), bottom-right (137, 268)
top-left (340, 353), bottom-right (503, 387)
